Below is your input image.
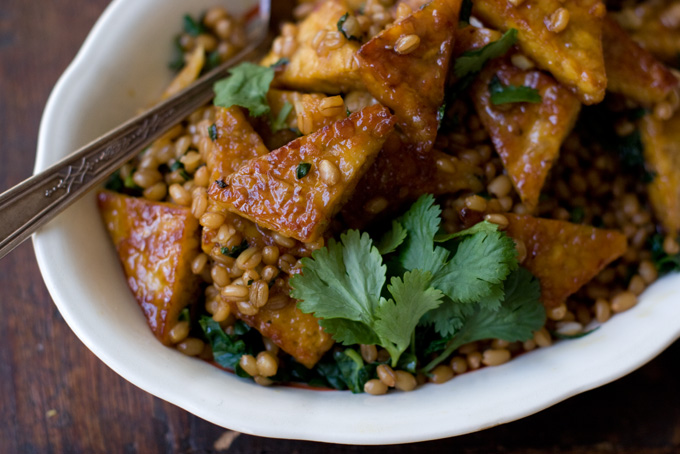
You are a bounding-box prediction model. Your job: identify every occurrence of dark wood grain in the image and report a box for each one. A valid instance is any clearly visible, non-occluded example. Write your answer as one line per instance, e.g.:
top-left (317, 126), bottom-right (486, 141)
top-left (2, 1), bottom-right (680, 452)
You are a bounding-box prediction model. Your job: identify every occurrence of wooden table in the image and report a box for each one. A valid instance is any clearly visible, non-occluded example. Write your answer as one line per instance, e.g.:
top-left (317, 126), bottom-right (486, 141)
top-left (2, 1), bottom-right (680, 452)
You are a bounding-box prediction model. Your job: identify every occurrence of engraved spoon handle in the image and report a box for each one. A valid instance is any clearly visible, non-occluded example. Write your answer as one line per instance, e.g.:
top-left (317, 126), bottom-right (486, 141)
top-left (0, 35), bottom-right (269, 260)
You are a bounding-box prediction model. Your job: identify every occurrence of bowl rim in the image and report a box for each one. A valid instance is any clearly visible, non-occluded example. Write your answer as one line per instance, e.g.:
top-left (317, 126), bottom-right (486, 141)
top-left (32, 0), bottom-right (680, 444)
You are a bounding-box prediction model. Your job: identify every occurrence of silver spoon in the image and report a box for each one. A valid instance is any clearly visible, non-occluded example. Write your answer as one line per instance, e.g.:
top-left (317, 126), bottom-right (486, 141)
top-left (0, 0), bottom-right (294, 260)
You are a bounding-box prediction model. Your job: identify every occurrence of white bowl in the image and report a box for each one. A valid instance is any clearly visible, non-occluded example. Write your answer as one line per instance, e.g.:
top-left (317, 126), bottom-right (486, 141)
top-left (34, 0), bottom-right (680, 444)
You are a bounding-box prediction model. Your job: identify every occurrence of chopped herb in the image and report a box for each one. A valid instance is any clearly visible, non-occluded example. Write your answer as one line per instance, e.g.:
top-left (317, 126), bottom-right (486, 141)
top-left (570, 206), bottom-right (585, 224)
top-left (204, 50), bottom-right (221, 74)
top-left (476, 191), bottom-right (492, 200)
top-left (169, 161), bottom-right (184, 172)
top-left (213, 62), bottom-right (275, 117)
top-left (337, 13), bottom-right (361, 42)
top-left (618, 129), bottom-right (655, 182)
top-left (221, 240), bottom-right (249, 258)
top-left (247, 279), bottom-right (254, 286)
top-left (216, 179), bottom-right (227, 188)
top-left (297, 162), bottom-right (312, 179)
top-left (459, 0), bottom-right (473, 26)
top-left (124, 172), bottom-right (139, 190)
top-left (208, 123), bottom-right (218, 141)
top-left (183, 14), bottom-right (206, 37)
top-left (170, 161), bottom-right (190, 180)
top-left (270, 101), bottom-right (294, 133)
top-left (629, 108), bottom-right (648, 120)
top-left (346, 108), bottom-right (351, 117)
top-left (437, 103), bottom-right (447, 127)
top-left (168, 36), bottom-right (185, 72)
top-left (233, 319), bottom-right (250, 336)
top-left (270, 57), bottom-right (290, 69)
top-left (578, 105), bottom-right (655, 183)
top-left (488, 75), bottom-right (542, 105)
top-left (105, 170), bottom-right (124, 192)
top-left (649, 233), bottom-right (680, 275)
top-left (178, 307), bottom-right (191, 324)
top-left (619, 130), bottom-right (645, 170)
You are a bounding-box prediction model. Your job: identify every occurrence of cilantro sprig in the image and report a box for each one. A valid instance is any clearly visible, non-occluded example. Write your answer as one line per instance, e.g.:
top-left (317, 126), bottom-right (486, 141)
top-left (291, 195), bottom-right (545, 371)
top-left (649, 233), bottom-right (680, 275)
top-left (291, 230), bottom-right (444, 366)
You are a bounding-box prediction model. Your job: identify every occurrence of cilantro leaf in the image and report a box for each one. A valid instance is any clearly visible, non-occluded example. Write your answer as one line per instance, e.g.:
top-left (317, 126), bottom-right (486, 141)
top-left (463, 267), bottom-right (544, 342)
top-left (271, 101), bottom-right (294, 132)
top-left (375, 220), bottom-right (407, 255)
top-left (373, 270), bottom-right (444, 365)
top-left (419, 295), bottom-right (469, 338)
top-left (431, 229), bottom-right (518, 305)
top-left (434, 219), bottom-right (499, 242)
top-left (454, 29), bottom-right (518, 79)
top-left (395, 197), bottom-right (517, 308)
top-left (213, 62), bottom-right (275, 117)
top-left (292, 230), bottom-right (386, 326)
top-left (319, 318), bottom-right (380, 346)
top-left (398, 194), bottom-right (450, 274)
top-left (489, 75), bottom-right (542, 105)
top-left (422, 267), bottom-right (545, 372)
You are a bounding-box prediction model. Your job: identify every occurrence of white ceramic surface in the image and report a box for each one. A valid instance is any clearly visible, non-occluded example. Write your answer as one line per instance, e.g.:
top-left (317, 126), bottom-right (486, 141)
top-left (33, 0), bottom-right (680, 444)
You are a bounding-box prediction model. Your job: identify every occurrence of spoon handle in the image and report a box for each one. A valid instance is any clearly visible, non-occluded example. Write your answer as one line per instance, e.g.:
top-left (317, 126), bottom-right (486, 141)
top-left (0, 42), bottom-right (265, 260)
